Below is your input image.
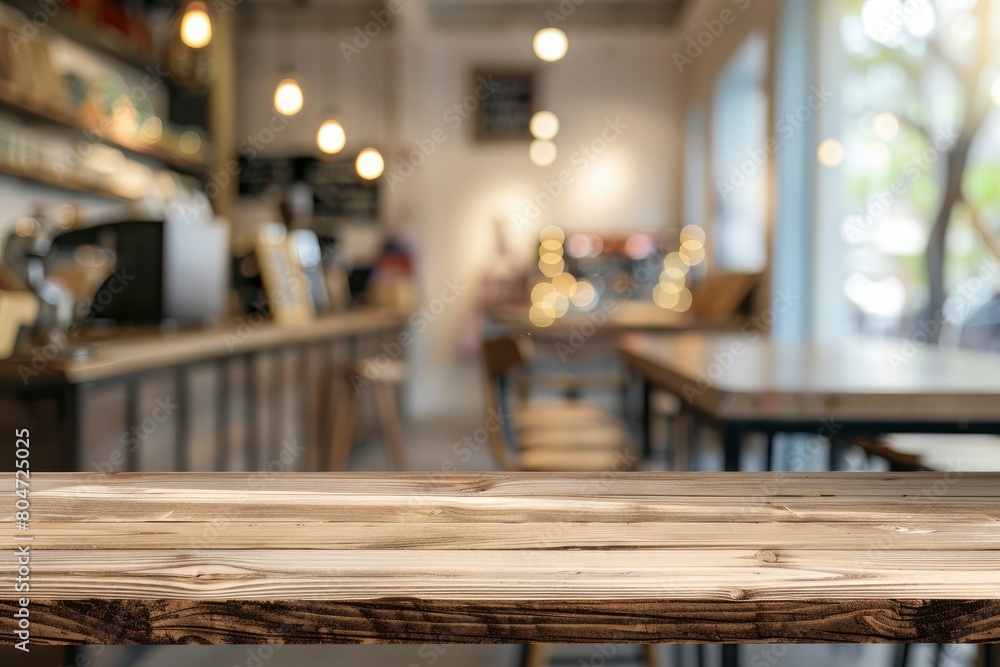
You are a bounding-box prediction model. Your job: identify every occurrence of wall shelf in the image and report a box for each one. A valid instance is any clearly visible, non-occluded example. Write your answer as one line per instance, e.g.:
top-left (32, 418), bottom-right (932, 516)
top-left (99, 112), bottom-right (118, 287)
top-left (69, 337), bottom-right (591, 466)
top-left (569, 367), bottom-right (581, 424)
top-left (0, 157), bottom-right (139, 200)
top-left (0, 94), bottom-right (206, 175)
top-left (2, 0), bottom-right (158, 72)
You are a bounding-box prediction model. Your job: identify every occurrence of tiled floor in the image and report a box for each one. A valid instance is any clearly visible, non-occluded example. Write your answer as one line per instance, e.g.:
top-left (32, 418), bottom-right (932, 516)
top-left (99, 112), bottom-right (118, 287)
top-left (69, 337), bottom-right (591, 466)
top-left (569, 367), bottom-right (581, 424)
top-left (85, 411), bottom-right (978, 667)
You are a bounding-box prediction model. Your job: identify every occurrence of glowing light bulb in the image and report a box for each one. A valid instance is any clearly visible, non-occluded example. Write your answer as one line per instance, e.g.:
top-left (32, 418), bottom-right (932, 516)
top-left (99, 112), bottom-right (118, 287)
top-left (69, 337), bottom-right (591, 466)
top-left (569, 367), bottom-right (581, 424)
top-left (274, 78), bottom-right (304, 116)
top-left (529, 110), bottom-right (560, 140)
top-left (355, 147), bottom-right (384, 180)
top-left (317, 119), bottom-right (346, 154)
top-left (533, 27), bottom-right (568, 62)
top-left (180, 3), bottom-right (212, 49)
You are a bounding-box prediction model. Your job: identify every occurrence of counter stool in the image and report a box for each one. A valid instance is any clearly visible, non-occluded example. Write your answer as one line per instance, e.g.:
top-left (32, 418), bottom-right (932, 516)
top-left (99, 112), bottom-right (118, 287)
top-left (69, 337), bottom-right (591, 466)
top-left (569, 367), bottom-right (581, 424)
top-left (327, 358), bottom-right (408, 470)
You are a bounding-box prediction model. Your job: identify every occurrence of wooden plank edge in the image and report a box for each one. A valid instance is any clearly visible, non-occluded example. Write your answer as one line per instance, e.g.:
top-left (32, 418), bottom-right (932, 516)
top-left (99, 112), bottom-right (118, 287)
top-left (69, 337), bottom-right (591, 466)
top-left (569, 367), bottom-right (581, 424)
top-left (2, 598), bottom-right (1000, 644)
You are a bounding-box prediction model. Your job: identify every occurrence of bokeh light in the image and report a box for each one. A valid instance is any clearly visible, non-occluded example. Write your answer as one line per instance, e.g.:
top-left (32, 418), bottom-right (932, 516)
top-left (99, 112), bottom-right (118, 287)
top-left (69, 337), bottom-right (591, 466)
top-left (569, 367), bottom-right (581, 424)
top-left (317, 119), bottom-right (347, 154)
top-left (180, 4), bottom-right (212, 49)
top-left (355, 148), bottom-right (385, 180)
top-left (529, 111), bottom-right (560, 140)
top-left (274, 77), bottom-right (304, 116)
top-left (533, 27), bottom-right (568, 62)
top-left (529, 139), bottom-right (557, 166)
top-left (817, 139), bottom-right (845, 167)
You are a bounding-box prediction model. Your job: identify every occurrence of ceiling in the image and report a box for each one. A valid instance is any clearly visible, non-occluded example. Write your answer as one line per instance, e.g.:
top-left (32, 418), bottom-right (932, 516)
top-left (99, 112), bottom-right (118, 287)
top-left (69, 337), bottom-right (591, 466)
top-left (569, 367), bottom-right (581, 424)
top-left (425, 0), bottom-right (690, 28)
top-left (240, 0), bottom-right (691, 29)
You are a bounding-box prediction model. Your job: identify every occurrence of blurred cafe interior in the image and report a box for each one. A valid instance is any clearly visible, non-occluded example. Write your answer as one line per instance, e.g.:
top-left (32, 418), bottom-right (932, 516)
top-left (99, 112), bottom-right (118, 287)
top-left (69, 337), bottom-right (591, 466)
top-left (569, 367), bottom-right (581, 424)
top-left (3, 0), bottom-right (1000, 665)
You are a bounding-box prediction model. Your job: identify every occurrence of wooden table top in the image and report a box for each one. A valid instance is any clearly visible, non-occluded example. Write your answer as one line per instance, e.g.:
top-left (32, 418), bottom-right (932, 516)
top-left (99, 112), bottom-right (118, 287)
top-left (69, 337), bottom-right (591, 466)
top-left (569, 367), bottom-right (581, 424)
top-left (619, 332), bottom-right (1000, 422)
top-left (0, 307), bottom-right (405, 387)
top-left (3, 471), bottom-right (1000, 644)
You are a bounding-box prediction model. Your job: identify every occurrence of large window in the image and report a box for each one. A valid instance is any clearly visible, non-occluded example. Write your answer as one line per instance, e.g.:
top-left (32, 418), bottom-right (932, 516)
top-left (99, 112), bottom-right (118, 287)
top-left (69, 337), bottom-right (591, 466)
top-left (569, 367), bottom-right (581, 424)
top-left (711, 32), bottom-right (769, 273)
top-left (834, 0), bottom-right (1000, 336)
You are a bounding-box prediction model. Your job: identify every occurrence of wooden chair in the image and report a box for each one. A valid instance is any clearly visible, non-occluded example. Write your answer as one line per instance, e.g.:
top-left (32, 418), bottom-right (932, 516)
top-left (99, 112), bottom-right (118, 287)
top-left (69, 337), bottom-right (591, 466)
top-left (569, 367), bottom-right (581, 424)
top-left (689, 271), bottom-right (761, 322)
top-left (327, 358), bottom-right (408, 471)
top-left (856, 434), bottom-right (1000, 472)
top-left (482, 336), bottom-right (634, 472)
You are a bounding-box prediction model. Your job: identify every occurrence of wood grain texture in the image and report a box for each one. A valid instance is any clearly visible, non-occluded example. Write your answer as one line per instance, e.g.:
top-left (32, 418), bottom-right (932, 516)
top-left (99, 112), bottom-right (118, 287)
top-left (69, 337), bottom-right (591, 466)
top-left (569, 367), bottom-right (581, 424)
top-left (4, 472), bottom-right (1000, 644)
top-left (4, 599), bottom-right (1000, 644)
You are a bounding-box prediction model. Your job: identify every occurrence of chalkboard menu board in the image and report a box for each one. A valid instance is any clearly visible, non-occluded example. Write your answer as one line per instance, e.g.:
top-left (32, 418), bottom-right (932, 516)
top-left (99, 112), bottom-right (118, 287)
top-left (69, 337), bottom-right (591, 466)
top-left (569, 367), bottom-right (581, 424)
top-left (238, 156), bottom-right (379, 223)
top-left (475, 70), bottom-right (534, 141)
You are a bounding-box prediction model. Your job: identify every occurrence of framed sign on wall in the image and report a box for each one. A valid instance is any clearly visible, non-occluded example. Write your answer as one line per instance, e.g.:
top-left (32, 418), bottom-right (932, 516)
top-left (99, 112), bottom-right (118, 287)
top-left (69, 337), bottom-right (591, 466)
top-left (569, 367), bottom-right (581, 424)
top-left (474, 70), bottom-right (534, 141)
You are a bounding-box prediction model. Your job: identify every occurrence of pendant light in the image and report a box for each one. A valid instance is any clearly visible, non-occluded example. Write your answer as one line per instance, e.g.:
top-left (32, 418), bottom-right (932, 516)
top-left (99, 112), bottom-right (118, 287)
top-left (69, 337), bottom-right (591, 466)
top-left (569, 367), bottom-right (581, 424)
top-left (316, 36), bottom-right (346, 154)
top-left (355, 147), bottom-right (384, 180)
top-left (353, 27), bottom-right (388, 181)
top-left (317, 119), bottom-right (346, 154)
top-left (273, 9), bottom-right (304, 116)
top-left (533, 27), bottom-right (568, 62)
top-left (179, 2), bottom-right (213, 49)
top-left (275, 77), bottom-right (304, 116)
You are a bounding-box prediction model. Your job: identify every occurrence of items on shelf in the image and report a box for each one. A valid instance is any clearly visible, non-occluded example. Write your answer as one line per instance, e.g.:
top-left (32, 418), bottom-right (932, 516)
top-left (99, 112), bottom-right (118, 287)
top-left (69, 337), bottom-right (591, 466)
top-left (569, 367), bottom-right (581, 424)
top-left (0, 13), bottom-right (211, 181)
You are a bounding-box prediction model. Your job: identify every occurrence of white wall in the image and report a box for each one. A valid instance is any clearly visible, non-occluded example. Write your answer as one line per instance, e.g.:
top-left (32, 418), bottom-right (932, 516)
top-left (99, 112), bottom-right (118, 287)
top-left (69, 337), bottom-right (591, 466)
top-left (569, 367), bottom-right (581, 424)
top-left (235, 2), bottom-right (682, 416)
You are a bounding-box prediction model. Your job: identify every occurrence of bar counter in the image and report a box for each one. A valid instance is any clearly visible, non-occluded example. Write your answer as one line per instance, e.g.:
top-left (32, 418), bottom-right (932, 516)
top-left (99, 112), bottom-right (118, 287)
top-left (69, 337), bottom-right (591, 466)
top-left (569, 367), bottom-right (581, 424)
top-left (0, 308), bottom-right (407, 472)
top-left (0, 307), bottom-right (405, 387)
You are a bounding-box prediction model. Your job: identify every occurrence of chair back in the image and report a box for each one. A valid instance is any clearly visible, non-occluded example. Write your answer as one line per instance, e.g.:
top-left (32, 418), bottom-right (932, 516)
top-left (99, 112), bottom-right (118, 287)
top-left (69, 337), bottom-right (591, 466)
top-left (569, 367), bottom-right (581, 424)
top-left (690, 272), bottom-right (760, 321)
top-left (481, 336), bottom-right (530, 469)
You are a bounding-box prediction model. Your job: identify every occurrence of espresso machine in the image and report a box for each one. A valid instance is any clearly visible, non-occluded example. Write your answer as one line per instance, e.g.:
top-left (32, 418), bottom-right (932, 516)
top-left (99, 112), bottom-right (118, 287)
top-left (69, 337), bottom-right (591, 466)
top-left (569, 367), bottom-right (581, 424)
top-left (0, 206), bottom-right (230, 359)
top-left (49, 217), bottom-right (229, 326)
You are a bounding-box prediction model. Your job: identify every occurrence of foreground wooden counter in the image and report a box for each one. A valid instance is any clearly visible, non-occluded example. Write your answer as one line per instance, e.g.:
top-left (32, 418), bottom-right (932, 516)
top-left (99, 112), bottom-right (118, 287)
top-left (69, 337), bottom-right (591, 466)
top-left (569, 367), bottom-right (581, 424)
top-left (3, 471), bottom-right (1000, 645)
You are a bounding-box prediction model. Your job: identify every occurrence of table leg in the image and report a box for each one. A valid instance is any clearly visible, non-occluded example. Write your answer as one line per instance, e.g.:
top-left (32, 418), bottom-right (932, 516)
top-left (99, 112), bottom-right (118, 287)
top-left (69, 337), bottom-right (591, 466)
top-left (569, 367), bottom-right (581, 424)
top-left (519, 644), bottom-right (551, 667)
top-left (674, 405), bottom-right (692, 472)
top-left (722, 424), bottom-right (742, 472)
top-left (764, 431), bottom-right (775, 472)
top-left (641, 378), bottom-right (652, 460)
top-left (673, 645), bottom-right (706, 667)
top-left (59, 384), bottom-right (80, 471)
top-left (215, 358), bottom-right (230, 471)
top-left (245, 353), bottom-right (258, 470)
top-left (270, 350), bottom-right (284, 464)
top-left (125, 377), bottom-right (139, 472)
top-left (174, 366), bottom-right (189, 472)
top-left (829, 435), bottom-right (849, 472)
top-left (722, 644), bottom-right (738, 667)
top-left (893, 643), bottom-right (910, 667)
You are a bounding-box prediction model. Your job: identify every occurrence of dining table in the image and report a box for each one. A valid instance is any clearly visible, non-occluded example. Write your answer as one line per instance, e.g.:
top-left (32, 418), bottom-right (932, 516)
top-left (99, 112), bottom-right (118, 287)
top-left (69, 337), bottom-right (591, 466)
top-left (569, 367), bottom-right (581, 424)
top-left (618, 332), bottom-right (1000, 471)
